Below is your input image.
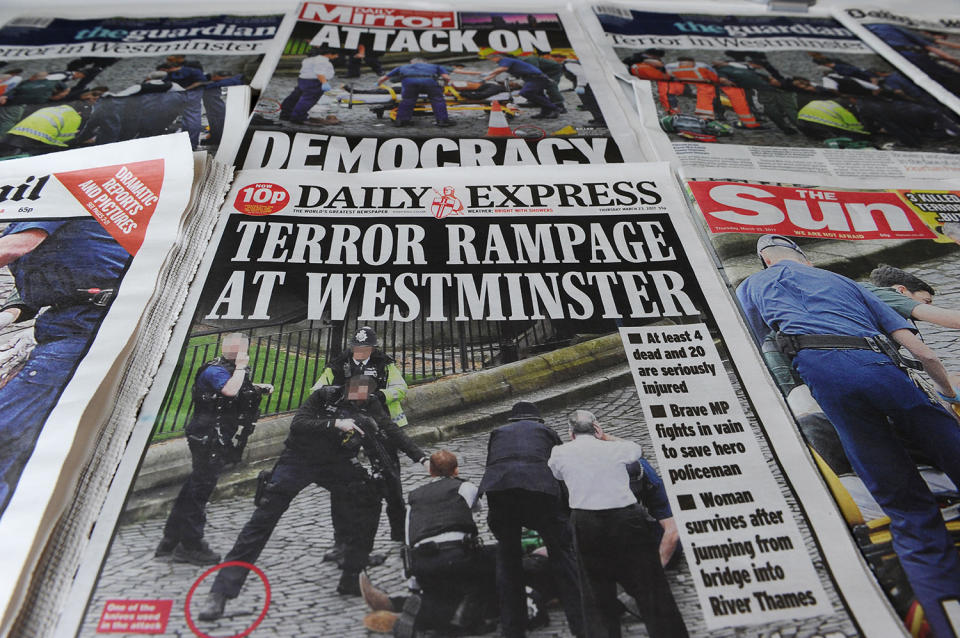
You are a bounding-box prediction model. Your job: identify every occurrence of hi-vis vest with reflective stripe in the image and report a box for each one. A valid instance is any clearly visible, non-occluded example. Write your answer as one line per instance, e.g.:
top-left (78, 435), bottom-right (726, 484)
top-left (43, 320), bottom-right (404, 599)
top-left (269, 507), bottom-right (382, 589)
top-left (797, 100), bottom-right (868, 135)
top-left (10, 105), bottom-right (81, 147)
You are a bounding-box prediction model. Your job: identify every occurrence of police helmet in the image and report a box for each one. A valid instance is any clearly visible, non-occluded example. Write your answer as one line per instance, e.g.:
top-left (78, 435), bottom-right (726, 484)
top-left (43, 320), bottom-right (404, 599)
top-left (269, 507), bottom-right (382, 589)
top-left (350, 326), bottom-right (379, 347)
top-left (508, 401), bottom-right (543, 422)
top-left (756, 234), bottom-right (807, 268)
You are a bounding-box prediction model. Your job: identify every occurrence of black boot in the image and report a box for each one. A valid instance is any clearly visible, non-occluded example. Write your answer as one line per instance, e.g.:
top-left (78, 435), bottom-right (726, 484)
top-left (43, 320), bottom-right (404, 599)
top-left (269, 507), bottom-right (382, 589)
top-left (154, 536), bottom-right (177, 557)
top-left (337, 570), bottom-right (362, 596)
top-left (393, 594), bottom-right (421, 638)
top-left (197, 592), bottom-right (227, 621)
top-left (323, 542), bottom-right (345, 566)
top-left (173, 540), bottom-right (220, 566)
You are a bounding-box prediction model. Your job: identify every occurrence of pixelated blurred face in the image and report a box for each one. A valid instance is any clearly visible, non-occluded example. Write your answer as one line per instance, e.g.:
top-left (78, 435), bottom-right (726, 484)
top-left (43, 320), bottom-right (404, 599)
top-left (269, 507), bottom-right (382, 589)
top-left (222, 335), bottom-right (249, 361)
top-left (352, 345), bottom-right (374, 361)
top-left (347, 380), bottom-right (370, 402)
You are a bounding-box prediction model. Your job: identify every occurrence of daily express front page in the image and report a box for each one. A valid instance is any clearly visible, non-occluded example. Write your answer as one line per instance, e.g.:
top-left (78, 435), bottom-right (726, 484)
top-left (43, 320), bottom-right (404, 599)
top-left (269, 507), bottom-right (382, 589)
top-left (0, 5), bottom-right (286, 155)
top-left (681, 162), bottom-right (960, 638)
top-left (0, 133), bottom-right (199, 635)
top-left (234, 1), bottom-right (643, 171)
top-left (584, 3), bottom-right (960, 183)
top-left (61, 162), bottom-right (899, 637)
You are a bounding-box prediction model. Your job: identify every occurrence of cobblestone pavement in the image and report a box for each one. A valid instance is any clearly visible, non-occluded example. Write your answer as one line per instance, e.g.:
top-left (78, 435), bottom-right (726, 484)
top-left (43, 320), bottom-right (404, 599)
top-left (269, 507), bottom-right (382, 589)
top-left (82, 357), bottom-right (858, 638)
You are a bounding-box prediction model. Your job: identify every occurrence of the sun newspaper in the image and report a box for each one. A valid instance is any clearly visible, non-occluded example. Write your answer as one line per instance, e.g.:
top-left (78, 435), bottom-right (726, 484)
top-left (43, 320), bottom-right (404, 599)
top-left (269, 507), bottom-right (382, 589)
top-left (0, 133), bottom-right (231, 636)
top-left (56, 161), bottom-right (902, 638)
top-left (232, 1), bottom-right (644, 172)
top-left (680, 161), bottom-right (960, 638)
top-left (0, 5), bottom-right (287, 157)
top-left (582, 2), bottom-right (960, 183)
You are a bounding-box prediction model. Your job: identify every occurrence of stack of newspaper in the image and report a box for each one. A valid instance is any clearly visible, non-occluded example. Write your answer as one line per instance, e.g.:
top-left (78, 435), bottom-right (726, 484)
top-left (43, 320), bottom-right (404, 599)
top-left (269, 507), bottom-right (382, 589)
top-left (2, 1), bottom-right (960, 638)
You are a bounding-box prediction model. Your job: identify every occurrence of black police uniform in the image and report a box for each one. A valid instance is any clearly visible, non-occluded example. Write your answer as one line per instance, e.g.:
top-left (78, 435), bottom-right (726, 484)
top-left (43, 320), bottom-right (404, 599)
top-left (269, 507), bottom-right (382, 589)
top-left (208, 385), bottom-right (421, 599)
top-left (478, 404), bottom-right (584, 638)
top-left (405, 477), bottom-right (494, 631)
top-left (160, 356), bottom-right (262, 555)
top-left (325, 347), bottom-right (411, 542)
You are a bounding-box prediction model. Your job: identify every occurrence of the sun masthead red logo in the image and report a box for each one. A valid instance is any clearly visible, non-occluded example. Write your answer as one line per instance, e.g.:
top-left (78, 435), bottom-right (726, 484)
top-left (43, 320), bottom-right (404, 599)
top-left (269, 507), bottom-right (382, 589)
top-left (431, 186), bottom-right (464, 219)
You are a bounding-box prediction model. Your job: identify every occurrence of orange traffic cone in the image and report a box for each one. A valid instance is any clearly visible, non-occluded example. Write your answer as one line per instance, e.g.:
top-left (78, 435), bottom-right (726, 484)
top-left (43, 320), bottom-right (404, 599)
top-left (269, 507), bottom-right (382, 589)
top-left (486, 100), bottom-right (513, 137)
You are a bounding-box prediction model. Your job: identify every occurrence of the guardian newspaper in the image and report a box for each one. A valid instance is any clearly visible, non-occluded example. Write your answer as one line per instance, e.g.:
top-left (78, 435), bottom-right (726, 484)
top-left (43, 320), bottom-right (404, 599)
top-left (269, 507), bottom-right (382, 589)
top-left (0, 8), bottom-right (285, 155)
top-left (60, 162), bottom-right (900, 637)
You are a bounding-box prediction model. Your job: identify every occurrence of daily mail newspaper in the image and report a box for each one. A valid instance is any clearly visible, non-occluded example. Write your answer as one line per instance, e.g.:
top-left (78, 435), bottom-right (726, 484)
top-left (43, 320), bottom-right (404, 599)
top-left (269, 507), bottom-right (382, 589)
top-left (681, 163), bottom-right (960, 638)
top-left (0, 5), bottom-right (286, 156)
top-left (0, 133), bottom-right (201, 635)
top-left (233, 1), bottom-right (643, 171)
top-left (583, 3), bottom-right (960, 182)
top-left (61, 162), bottom-right (900, 638)
top-left (837, 8), bottom-right (960, 117)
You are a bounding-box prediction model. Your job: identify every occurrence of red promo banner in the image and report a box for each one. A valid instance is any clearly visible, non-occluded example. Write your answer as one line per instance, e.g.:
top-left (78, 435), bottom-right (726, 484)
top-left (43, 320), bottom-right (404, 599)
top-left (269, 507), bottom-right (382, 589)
top-left (97, 600), bottom-right (172, 634)
top-left (687, 181), bottom-right (936, 241)
top-left (54, 159), bottom-right (164, 256)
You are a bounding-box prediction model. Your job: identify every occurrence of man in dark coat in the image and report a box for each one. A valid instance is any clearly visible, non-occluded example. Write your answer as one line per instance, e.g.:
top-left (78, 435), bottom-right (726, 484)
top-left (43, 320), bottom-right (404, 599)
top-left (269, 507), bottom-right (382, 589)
top-left (478, 401), bottom-right (583, 638)
top-left (197, 375), bottom-right (424, 620)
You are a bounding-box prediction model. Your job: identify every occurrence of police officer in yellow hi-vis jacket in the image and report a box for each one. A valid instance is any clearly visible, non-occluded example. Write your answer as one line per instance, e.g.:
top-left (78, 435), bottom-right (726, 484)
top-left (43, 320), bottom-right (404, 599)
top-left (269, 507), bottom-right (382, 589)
top-left (314, 325), bottom-right (410, 565)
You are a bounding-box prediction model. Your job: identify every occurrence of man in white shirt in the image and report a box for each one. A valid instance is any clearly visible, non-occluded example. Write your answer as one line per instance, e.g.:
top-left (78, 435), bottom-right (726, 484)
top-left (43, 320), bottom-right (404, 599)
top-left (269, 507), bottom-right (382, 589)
top-left (279, 46), bottom-right (339, 124)
top-left (548, 410), bottom-right (688, 638)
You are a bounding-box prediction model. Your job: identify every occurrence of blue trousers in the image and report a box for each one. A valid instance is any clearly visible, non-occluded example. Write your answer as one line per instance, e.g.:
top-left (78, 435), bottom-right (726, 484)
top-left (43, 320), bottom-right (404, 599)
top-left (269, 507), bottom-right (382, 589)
top-left (180, 88), bottom-right (203, 149)
top-left (518, 76), bottom-right (558, 113)
top-left (202, 87), bottom-right (226, 146)
top-left (397, 78), bottom-right (447, 123)
top-left (797, 349), bottom-right (960, 638)
top-left (0, 334), bottom-right (88, 512)
top-left (280, 78), bottom-right (326, 123)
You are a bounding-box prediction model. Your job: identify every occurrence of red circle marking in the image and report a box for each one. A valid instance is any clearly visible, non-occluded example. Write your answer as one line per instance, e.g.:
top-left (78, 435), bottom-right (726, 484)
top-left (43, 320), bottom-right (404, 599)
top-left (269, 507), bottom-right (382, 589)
top-left (184, 561), bottom-right (271, 638)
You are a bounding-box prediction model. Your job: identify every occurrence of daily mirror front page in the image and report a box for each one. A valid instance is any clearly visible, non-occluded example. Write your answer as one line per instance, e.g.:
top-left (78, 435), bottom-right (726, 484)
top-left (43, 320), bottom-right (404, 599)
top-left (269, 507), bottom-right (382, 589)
top-left (234, 1), bottom-right (643, 171)
top-left (61, 162), bottom-right (895, 637)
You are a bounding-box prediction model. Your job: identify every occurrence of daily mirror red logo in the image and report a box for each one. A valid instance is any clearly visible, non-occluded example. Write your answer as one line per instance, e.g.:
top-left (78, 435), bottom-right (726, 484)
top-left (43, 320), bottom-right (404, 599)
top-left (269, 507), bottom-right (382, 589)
top-left (55, 159), bottom-right (164, 256)
top-left (688, 181), bottom-right (936, 241)
top-left (299, 3), bottom-right (456, 28)
top-left (234, 183), bottom-right (290, 216)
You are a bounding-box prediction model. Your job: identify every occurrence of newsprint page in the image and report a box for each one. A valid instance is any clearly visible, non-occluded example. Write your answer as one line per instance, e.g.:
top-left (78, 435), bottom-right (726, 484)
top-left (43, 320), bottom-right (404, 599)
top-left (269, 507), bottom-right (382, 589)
top-left (63, 162), bottom-right (905, 637)
top-left (681, 163), bottom-right (960, 638)
top-left (0, 7), bottom-right (286, 155)
top-left (837, 7), bottom-right (960, 116)
top-left (584, 2), bottom-right (960, 183)
top-left (234, 1), bottom-right (642, 171)
top-left (0, 134), bottom-right (198, 633)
